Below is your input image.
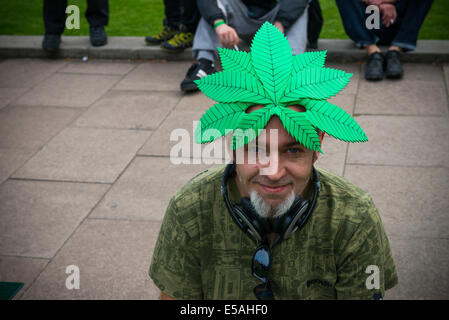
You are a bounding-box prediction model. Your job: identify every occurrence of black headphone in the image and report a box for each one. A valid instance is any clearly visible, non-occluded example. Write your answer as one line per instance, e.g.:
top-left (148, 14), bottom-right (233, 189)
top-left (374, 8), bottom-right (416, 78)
top-left (221, 163), bottom-right (321, 246)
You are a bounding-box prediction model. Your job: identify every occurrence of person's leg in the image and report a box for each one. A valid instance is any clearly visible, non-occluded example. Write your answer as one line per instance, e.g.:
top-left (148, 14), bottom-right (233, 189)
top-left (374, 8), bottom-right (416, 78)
top-left (85, 0), bottom-right (109, 27)
top-left (42, 0), bottom-right (67, 52)
top-left (284, 7), bottom-right (308, 55)
top-left (181, 0), bottom-right (200, 33)
top-left (335, 0), bottom-right (380, 49)
top-left (86, 0), bottom-right (109, 46)
top-left (164, 0), bottom-right (181, 30)
top-left (390, 0), bottom-right (434, 52)
top-left (43, 0), bottom-right (67, 35)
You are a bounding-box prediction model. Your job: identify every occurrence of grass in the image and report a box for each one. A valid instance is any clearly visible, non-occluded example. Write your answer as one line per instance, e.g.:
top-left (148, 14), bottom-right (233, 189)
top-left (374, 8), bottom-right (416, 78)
top-left (0, 0), bottom-right (447, 39)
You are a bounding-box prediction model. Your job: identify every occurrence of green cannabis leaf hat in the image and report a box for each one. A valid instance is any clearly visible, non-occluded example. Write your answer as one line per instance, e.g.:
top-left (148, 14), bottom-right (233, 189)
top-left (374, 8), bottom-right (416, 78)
top-left (194, 21), bottom-right (367, 153)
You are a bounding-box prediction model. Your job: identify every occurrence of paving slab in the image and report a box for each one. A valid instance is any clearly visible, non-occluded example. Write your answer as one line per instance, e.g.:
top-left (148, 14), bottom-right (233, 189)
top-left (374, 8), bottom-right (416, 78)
top-left (0, 58), bottom-right (67, 88)
top-left (328, 93), bottom-right (356, 115)
top-left (347, 116), bottom-right (449, 167)
top-left (0, 256), bottom-right (49, 299)
top-left (315, 137), bottom-right (348, 176)
top-left (21, 219), bottom-right (161, 299)
top-left (325, 63), bottom-right (361, 96)
top-left (0, 148), bottom-right (36, 184)
top-left (73, 90), bottom-right (180, 130)
top-left (58, 60), bottom-right (136, 75)
top-left (12, 127), bottom-right (151, 183)
top-left (0, 87), bottom-right (28, 110)
top-left (344, 165), bottom-right (449, 239)
top-left (386, 236), bottom-right (449, 300)
top-left (444, 64), bottom-right (449, 95)
top-left (15, 73), bottom-right (121, 108)
top-left (90, 156), bottom-right (213, 221)
top-left (114, 61), bottom-right (193, 92)
top-left (356, 67), bottom-right (448, 116)
top-left (0, 180), bottom-right (109, 258)
top-left (0, 105), bottom-right (81, 150)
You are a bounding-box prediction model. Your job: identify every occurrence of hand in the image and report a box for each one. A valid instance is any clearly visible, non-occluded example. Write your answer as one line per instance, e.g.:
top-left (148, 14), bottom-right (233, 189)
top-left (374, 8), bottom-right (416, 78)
top-left (380, 3), bottom-right (397, 28)
top-left (215, 22), bottom-right (239, 48)
top-left (274, 21), bottom-right (285, 34)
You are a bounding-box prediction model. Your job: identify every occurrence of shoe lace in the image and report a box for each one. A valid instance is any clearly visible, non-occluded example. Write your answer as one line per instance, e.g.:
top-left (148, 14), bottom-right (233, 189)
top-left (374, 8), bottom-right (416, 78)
top-left (154, 26), bottom-right (174, 40)
top-left (168, 32), bottom-right (192, 46)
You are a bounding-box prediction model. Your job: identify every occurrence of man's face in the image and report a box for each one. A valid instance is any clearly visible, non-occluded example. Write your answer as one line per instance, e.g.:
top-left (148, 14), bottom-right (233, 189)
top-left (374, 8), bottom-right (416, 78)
top-left (233, 105), bottom-right (324, 215)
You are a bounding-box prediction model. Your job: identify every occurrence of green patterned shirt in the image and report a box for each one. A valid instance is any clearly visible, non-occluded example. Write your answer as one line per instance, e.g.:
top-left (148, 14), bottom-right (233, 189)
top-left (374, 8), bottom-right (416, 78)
top-left (149, 164), bottom-right (398, 299)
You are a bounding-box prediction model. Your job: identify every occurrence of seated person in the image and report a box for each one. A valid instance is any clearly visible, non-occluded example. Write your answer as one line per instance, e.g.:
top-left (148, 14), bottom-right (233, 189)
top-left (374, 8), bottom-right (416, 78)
top-left (145, 0), bottom-right (200, 53)
top-left (150, 22), bottom-right (398, 300)
top-left (336, 0), bottom-right (433, 80)
top-left (180, 0), bottom-right (310, 92)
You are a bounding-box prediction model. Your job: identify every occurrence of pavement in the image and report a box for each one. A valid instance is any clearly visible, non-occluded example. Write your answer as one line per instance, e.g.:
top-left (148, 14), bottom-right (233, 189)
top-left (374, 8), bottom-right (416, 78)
top-left (0, 37), bottom-right (448, 300)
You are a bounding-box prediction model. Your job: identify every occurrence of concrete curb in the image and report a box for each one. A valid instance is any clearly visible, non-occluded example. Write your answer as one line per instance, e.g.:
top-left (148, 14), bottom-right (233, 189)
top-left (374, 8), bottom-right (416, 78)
top-left (1, 35), bottom-right (448, 63)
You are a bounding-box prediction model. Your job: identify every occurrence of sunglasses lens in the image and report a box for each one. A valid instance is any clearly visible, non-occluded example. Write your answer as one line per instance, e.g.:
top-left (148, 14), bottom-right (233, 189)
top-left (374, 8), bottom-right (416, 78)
top-left (254, 283), bottom-right (274, 300)
top-left (252, 245), bottom-right (270, 280)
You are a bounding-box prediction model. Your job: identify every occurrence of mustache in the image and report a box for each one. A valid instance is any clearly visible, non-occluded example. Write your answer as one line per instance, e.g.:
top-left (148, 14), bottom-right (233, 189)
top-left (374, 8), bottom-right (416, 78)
top-left (251, 175), bottom-right (293, 187)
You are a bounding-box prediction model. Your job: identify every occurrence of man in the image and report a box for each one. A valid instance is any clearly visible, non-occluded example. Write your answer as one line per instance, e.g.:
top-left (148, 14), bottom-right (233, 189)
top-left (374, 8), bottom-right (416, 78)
top-left (42, 0), bottom-right (109, 52)
top-left (149, 22), bottom-right (398, 299)
top-left (180, 0), bottom-right (310, 92)
top-left (145, 0), bottom-right (200, 53)
top-left (336, 0), bottom-right (433, 81)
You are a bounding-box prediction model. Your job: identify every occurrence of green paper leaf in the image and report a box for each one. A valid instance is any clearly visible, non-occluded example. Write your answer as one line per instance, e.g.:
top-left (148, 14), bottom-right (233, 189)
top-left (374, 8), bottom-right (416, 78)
top-left (194, 102), bottom-right (250, 144)
top-left (195, 71), bottom-right (271, 104)
top-left (218, 47), bottom-right (257, 76)
top-left (279, 107), bottom-right (322, 152)
top-left (232, 106), bottom-right (271, 150)
top-left (301, 99), bottom-right (368, 142)
top-left (282, 67), bottom-right (352, 102)
top-left (250, 22), bottom-right (293, 104)
top-left (292, 50), bottom-right (327, 72)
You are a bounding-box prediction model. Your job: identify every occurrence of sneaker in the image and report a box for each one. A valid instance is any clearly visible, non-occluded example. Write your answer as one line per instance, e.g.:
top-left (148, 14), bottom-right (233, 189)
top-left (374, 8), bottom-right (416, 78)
top-left (385, 50), bottom-right (403, 79)
top-left (42, 34), bottom-right (61, 52)
top-left (145, 25), bottom-right (178, 45)
top-left (180, 58), bottom-right (216, 92)
top-left (364, 52), bottom-right (384, 81)
top-left (90, 26), bottom-right (107, 46)
top-left (161, 31), bottom-right (194, 53)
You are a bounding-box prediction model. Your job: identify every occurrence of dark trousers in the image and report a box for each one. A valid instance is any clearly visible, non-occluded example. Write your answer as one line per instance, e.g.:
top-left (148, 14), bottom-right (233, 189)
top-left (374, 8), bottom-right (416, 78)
top-left (336, 0), bottom-right (433, 51)
top-left (43, 0), bottom-right (109, 35)
top-left (163, 0), bottom-right (200, 33)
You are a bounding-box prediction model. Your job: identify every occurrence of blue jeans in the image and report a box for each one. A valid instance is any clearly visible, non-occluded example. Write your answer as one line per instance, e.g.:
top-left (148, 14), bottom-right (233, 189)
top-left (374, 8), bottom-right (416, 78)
top-left (335, 0), bottom-right (433, 52)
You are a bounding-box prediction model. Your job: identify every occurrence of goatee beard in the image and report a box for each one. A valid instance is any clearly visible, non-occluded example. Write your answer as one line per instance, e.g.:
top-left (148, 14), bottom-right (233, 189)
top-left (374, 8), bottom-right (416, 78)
top-left (249, 190), bottom-right (296, 218)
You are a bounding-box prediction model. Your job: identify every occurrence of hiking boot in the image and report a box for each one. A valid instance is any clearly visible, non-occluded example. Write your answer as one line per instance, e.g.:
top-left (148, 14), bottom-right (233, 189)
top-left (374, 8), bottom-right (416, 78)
top-left (180, 58), bottom-right (216, 92)
top-left (145, 24), bottom-right (178, 45)
top-left (364, 52), bottom-right (384, 81)
top-left (90, 25), bottom-right (107, 46)
top-left (161, 30), bottom-right (194, 53)
top-left (42, 33), bottom-right (61, 52)
top-left (385, 50), bottom-right (403, 79)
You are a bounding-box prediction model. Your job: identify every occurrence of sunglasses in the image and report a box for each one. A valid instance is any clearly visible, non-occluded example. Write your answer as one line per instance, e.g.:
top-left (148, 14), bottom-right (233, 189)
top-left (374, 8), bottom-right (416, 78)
top-left (252, 242), bottom-right (274, 300)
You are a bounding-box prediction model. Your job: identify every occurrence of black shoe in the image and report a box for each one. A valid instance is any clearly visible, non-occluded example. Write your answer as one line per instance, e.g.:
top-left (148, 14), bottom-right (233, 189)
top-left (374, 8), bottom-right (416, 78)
top-left (160, 24), bottom-right (194, 53)
top-left (364, 52), bottom-right (384, 81)
top-left (385, 50), bottom-right (403, 79)
top-left (180, 59), bottom-right (216, 92)
top-left (42, 34), bottom-right (61, 52)
top-left (90, 26), bottom-right (107, 46)
top-left (145, 25), bottom-right (177, 46)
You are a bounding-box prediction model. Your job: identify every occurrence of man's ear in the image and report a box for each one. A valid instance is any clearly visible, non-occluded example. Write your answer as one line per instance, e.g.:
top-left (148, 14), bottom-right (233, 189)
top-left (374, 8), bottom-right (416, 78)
top-left (313, 131), bottom-right (325, 163)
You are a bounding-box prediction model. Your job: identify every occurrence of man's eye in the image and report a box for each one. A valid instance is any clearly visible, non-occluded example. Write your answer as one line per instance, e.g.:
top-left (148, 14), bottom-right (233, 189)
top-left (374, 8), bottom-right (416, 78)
top-left (286, 148), bottom-right (302, 154)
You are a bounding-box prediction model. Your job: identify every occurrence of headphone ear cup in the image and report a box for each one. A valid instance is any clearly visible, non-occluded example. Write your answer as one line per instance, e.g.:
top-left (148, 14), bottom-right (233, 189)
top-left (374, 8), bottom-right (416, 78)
top-left (240, 197), bottom-right (272, 238)
top-left (272, 197), bottom-right (310, 238)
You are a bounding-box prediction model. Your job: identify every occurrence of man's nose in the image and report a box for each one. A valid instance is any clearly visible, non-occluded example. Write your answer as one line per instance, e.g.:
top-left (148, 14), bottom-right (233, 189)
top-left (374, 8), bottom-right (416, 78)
top-left (258, 151), bottom-right (285, 179)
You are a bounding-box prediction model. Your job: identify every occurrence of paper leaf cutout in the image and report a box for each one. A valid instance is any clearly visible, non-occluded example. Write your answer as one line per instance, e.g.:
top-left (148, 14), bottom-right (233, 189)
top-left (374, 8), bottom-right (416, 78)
top-left (301, 99), bottom-right (368, 142)
top-left (282, 67), bottom-right (352, 102)
top-left (232, 107), bottom-right (271, 150)
top-left (250, 22), bottom-right (293, 104)
top-left (195, 102), bottom-right (250, 143)
top-left (279, 107), bottom-right (322, 152)
top-left (292, 50), bottom-right (327, 73)
top-left (218, 47), bottom-right (256, 76)
top-left (195, 71), bottom-right (271, 104)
